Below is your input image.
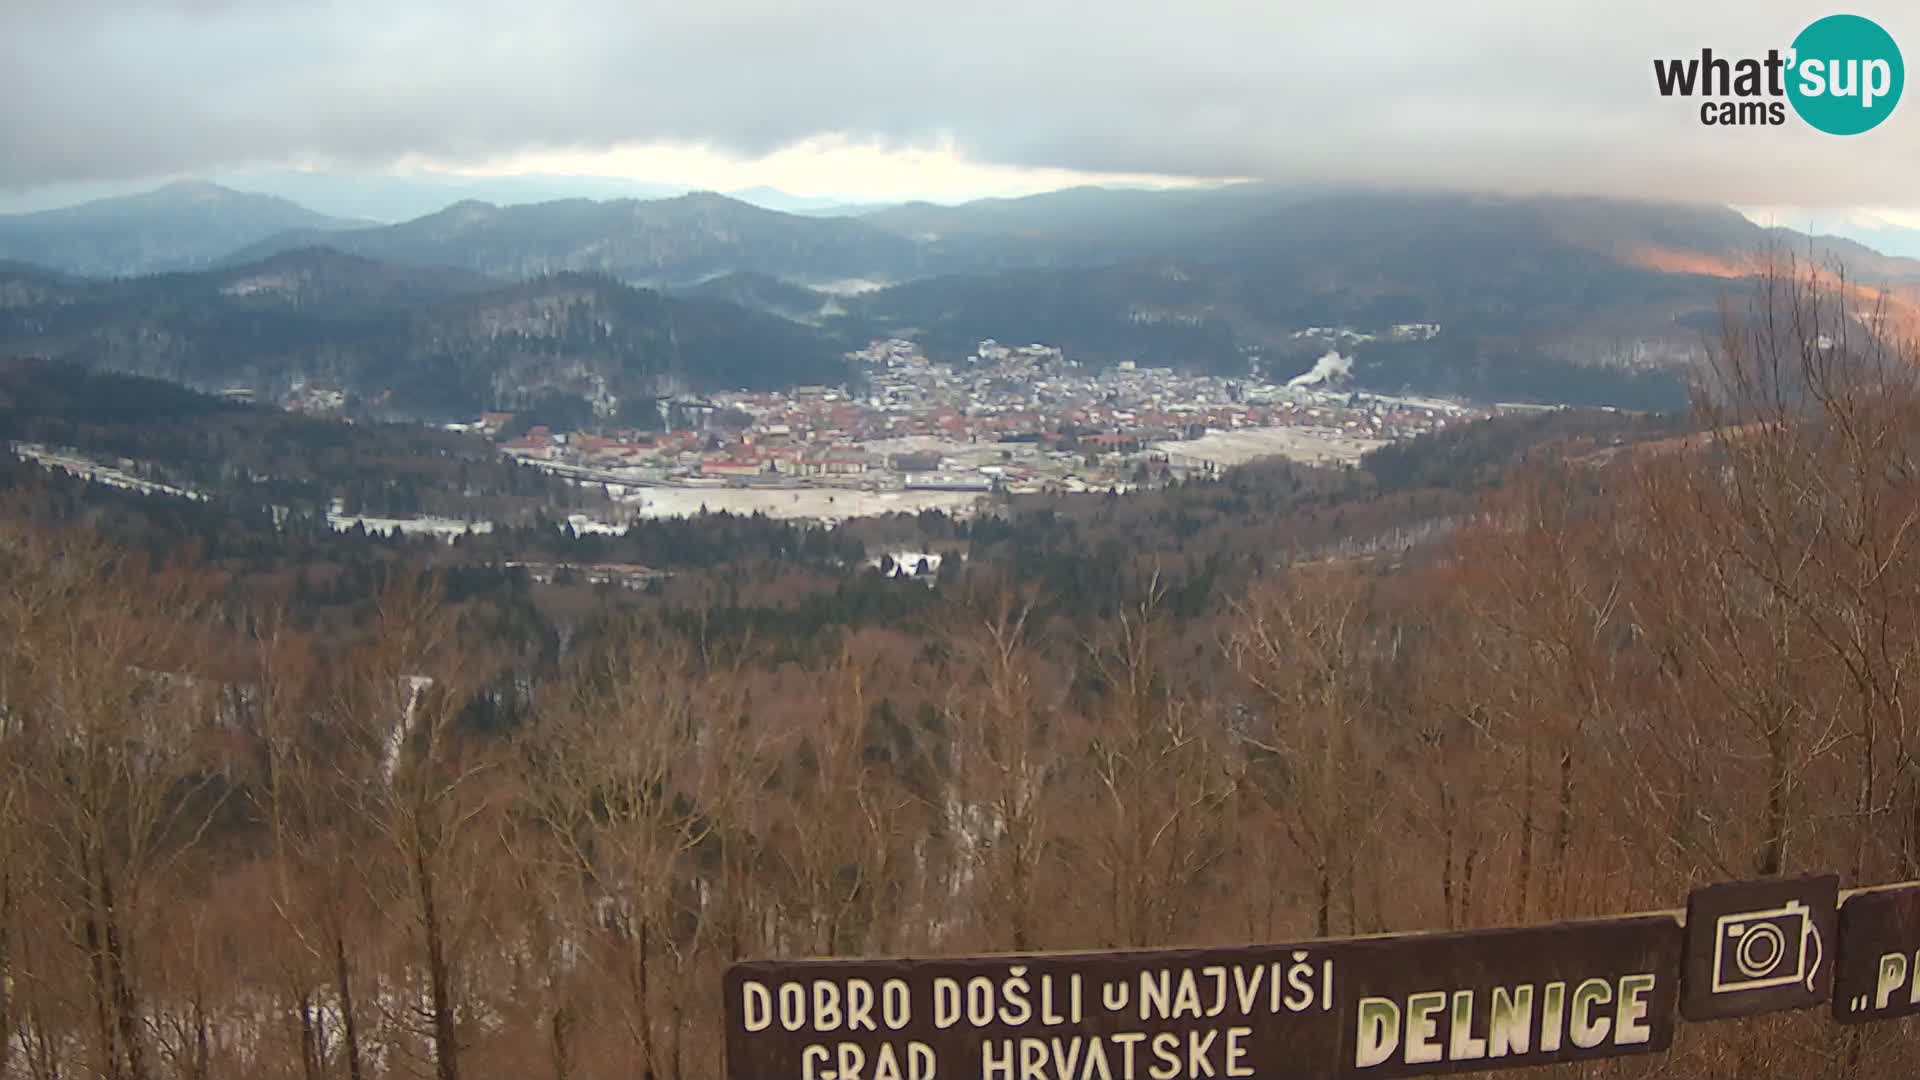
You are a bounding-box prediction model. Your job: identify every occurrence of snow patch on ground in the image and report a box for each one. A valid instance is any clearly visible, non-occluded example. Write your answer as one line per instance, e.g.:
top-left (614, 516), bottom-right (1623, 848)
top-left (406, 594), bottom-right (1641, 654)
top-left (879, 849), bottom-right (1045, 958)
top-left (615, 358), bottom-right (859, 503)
top-left (619, 486), bottom-right (984, 524)
top-left (327, 514), bottom-right (493, 539)
top-left (1152, 426), bottom-right (1387, 468)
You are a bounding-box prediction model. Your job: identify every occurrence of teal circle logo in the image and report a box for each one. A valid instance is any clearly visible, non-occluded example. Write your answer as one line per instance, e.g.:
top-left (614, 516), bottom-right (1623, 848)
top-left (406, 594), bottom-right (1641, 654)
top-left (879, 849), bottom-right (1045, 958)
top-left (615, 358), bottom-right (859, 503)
top-left (1788, 14), bottom-right (1903, 134)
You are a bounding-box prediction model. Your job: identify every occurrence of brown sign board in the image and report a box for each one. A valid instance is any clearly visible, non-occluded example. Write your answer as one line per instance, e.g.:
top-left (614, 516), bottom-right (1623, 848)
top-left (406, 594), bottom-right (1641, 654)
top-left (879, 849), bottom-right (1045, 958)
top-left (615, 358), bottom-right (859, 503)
top-left (724, 915), bottom-right (1681, 1080)
top-left (1332, 916), bottom-right (1680, 1078)
top-left (1833, 881), bottom-right (1920, 1024)
top-left (1680, 873), bottom-right (1837, 1021)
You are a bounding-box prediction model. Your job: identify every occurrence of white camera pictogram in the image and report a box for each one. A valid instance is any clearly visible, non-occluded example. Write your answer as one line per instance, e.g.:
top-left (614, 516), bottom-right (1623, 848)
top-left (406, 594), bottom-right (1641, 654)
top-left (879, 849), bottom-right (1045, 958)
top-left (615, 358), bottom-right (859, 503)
top-left (1711, 900), bottom-right (1823, 994)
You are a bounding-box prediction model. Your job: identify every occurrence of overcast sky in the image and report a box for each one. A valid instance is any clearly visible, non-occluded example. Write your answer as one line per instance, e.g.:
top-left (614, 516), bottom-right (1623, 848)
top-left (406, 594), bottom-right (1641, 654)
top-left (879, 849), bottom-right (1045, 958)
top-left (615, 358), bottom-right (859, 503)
top-left (3, 0), bottom-right (1916, 214)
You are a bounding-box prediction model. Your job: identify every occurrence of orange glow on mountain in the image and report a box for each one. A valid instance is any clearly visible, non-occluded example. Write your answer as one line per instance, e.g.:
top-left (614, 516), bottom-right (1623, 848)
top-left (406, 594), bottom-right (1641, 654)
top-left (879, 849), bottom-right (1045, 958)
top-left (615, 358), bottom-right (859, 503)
top-left (1630, 247), bottom-right (1756, 278)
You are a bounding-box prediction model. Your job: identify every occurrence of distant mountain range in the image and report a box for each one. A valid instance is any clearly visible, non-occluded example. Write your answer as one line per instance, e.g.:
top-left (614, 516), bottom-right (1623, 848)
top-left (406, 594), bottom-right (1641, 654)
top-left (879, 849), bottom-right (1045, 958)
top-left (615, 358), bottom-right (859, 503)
top-left (4, 179), bottom-right (1920, 412)
top-left (0, 181), bottom-right (366, 277)
top-left (723, 186), bottom-right (898, 218)
top-left (1737, 208), bottom-right (1920, 261)
top-left (207, 175), bottom-right (901, 223)
top-left (213, 171), bottom-right (694, 224)
top-left (226, 191), bottom-right (934, 289)
top-left (0, 174), bottom-right (891, 225)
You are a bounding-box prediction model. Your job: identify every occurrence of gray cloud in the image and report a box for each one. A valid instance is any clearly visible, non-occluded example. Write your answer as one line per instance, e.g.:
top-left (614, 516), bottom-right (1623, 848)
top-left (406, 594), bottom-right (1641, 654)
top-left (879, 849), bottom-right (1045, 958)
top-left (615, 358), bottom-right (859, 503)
top-left (3, 0), bottom-right (1916, 205)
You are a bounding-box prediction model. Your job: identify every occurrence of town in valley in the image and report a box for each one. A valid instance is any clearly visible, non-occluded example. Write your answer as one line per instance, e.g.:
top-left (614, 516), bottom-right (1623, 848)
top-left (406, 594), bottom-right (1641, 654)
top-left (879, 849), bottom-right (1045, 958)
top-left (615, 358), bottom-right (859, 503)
top-left (439, 333), bottom-right (1498, 525)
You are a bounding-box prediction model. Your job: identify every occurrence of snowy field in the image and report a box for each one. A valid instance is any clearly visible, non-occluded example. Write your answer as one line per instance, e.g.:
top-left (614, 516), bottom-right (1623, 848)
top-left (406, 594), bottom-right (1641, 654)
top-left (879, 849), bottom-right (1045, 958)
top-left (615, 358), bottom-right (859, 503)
top-left (327, 514), bottom-right (494, 539)
top-left (620, 486), bottom-right (986, 523)
top-left (860, 436), bottom-right (979, 457)
top-left (1152, 426), bottom-right (1389, 468)
top-left (13, 443), bottom-right (208, 501)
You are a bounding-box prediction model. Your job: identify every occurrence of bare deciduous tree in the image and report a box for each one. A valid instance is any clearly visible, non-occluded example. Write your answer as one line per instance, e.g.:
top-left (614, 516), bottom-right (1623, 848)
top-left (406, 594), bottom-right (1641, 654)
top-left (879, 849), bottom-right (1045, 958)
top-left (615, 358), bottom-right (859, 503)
top-left (938, 584), bottom-right (1062, 950)
top-left (1082, 576), bottom-right (1235, 947)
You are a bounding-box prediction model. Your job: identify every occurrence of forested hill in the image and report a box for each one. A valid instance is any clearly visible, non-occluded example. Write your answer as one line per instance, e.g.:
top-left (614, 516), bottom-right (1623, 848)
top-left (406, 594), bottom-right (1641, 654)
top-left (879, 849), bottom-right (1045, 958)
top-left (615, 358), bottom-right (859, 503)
top-left (0, 249), bottom-right (850, 418)
top-left (0, 357), bottom-right (611, 523)
top-left (838, 190), bottom-right (1906, 407)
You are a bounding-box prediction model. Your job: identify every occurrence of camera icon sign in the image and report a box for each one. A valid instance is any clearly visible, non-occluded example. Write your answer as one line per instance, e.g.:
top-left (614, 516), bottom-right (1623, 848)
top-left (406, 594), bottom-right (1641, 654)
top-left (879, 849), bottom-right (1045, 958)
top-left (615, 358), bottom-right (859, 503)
top-left (1682, 872), bottom-right (1838, 1020)
top-left (1711, 900), bottom-right (1824, 995)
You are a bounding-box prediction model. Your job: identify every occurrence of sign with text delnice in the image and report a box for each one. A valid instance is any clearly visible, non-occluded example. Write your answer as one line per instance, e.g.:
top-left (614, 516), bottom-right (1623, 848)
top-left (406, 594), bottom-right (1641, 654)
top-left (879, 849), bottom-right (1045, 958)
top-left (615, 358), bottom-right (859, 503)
top-left (1335, 916), bottom-right (1681, 1078)
top-left (1833, 881), bottom-right (1920, 1024)
top-left (723, 915), bottom-right (1682, 1080)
